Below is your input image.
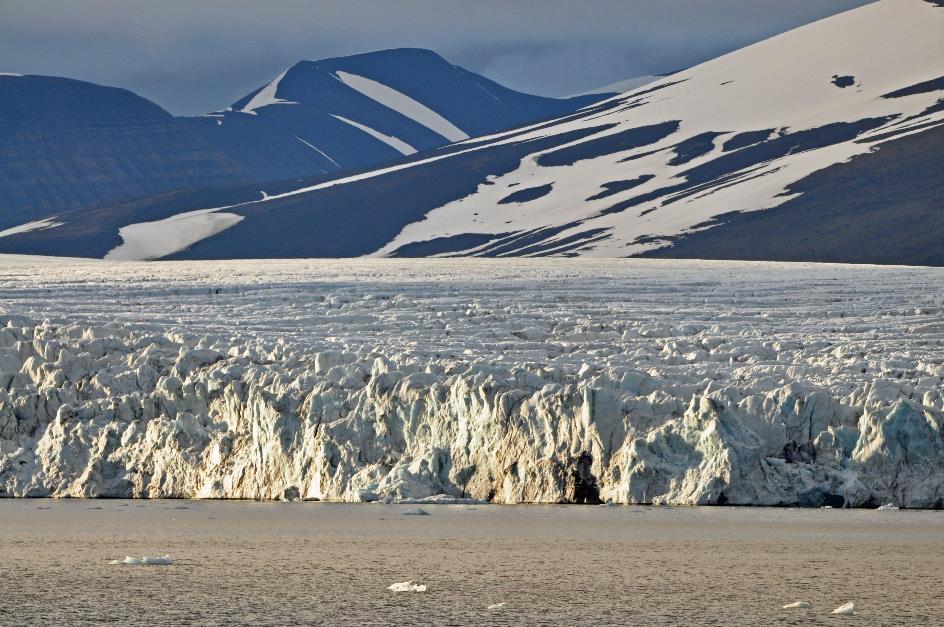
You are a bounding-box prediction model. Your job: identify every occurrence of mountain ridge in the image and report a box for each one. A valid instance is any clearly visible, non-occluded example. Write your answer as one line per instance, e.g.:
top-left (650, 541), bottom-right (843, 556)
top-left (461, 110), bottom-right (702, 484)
top-left (0, 49), bottom-right (609, 232)
top-left (2, 0), bottom-right (943, 265)
top-left (179, 47), bottom-right (608, 181)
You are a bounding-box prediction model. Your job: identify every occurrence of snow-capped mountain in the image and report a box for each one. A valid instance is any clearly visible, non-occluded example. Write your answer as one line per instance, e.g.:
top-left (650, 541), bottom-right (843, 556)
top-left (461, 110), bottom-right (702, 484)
top-left (0, 75), bottom-right (249, 230)
top-left (0, 51), bottom-right (605, 233)
top-left (2, 0), bottom-right (943, 264)
top-left (178, 48), bottom-right (608, 181)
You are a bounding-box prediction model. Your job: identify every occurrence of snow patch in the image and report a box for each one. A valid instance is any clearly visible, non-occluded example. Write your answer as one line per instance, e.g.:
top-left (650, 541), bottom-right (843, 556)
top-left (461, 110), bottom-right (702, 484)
top-left (104, 208), bottom-right (244, 261)
top-left (573, 75), bottom-right (661, 96)
top-left (0, 218), bottom-right (64, 238)
top-left (294, 135), bottom-right (341, 168)
top-left (240, 69), bottom-right (297, 115)
top-left (334, 70), bottom-right (468, 141)
top-left (331, 114), bottom-right (417, 155)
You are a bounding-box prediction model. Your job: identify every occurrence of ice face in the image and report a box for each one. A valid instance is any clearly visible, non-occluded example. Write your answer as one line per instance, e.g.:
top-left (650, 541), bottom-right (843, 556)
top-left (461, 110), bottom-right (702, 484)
top-left (0, 257), bottom-right (942, 506)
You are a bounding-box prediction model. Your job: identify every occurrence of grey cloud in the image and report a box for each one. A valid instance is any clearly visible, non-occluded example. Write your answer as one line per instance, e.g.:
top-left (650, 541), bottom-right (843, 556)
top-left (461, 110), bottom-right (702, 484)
top-left (0, 0), bottom-right (872, 115)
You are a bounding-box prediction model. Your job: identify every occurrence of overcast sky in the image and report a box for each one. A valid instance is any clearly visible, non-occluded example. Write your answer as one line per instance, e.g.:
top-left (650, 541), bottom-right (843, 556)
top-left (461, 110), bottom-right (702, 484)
top-left (2, 0), bottom-right (872, 116)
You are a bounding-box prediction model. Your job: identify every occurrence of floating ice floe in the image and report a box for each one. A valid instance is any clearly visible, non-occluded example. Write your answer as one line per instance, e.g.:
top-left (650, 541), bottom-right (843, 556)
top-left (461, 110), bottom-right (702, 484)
top-left (782, 601), bottom-right (812, 609)
top-left (487, 603), bottom-right (507, 610)
top-left (109, 555), bottom-right (174, 566)
top-left (388, 581), bottom-right (427, 592)
top-left (384, 495), bottom-right (487, 505)
top-left (876, 503), bottom-right (899, 511)
top-left (401, 508), bottom-right (430, 516)
top-left (831, 601), bottom-right (855, 615)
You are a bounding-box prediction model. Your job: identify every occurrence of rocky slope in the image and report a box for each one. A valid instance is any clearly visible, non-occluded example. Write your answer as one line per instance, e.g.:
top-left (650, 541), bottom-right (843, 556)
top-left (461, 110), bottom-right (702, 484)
top-left (0, 51), bottom-right (605, 234)
top-left (1, 257), bottom-right (942, 506)
top-left (180, 48), bottom-right (607, 181)
top-left (4, 0), bottom-right (941, 264)
top-left (0, 75), bottom-right (249, 230)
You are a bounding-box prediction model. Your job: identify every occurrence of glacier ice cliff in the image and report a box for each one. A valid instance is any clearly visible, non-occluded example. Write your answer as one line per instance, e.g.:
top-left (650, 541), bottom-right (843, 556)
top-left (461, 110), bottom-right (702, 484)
top-left (0, 257), bottom-right (942, 506)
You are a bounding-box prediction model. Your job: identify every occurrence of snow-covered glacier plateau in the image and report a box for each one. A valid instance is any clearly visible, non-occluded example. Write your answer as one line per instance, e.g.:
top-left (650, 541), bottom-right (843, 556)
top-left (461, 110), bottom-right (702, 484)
top-left (1, 256), bottom-right (943, 507)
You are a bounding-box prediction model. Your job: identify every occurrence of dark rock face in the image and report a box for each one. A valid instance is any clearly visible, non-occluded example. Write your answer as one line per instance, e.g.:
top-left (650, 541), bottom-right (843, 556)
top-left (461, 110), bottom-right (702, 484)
top-left (569, 453), bottom-right (602, 504)
top-left (499, 184), bottom-right (554, 204)
top-left (0, 75), bottom-right (248, 229)
top-left (831, 75), bottom-right (856, 88)
top-left (642, 124), bottom-right (944, 266)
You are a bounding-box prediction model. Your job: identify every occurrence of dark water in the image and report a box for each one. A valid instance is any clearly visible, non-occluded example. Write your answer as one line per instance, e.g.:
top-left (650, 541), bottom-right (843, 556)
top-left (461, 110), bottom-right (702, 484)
top-left (1, 501), bottom-right (941, 626)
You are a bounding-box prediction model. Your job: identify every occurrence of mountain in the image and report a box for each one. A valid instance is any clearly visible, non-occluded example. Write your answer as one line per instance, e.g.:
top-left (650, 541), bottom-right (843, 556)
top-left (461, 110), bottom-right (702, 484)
top-left (2, 0), bottom-right (943, 264)
top-left (0, 50), bottom-right (605, 233)
top-left (0, 74), bottom-right (249, 230)
top-left (571, 74), bottom-right (663, 97)
top-left (178, 48), bottom-right (608, 181)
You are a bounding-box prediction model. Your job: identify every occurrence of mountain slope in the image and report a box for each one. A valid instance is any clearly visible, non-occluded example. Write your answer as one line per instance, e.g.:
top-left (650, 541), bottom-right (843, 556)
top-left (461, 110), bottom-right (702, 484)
top-left (0, 75), bottom-right (249, 230)
top-left (178, 48), bottom-right (607, 181)
top-left (2, 0), bottom-right (943, 264)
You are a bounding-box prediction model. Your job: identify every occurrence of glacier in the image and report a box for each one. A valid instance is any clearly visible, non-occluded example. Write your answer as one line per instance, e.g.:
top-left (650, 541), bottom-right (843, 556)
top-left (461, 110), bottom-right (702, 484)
top-left (0, 256), bottom-right (943, 507)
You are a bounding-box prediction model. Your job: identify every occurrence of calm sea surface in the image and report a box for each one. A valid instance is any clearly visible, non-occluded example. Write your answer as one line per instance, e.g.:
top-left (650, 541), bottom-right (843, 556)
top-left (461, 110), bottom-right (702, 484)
top-left (1, 501), bottom-right (941, 626)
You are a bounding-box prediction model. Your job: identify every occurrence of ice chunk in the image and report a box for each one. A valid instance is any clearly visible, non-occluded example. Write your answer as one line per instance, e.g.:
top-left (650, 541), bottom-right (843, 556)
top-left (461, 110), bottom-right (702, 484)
top-left (110, 554), bottom-right (173, 566)
top-left (782, 601), bottom-right (812, 609)
top-left (831, 602), bottom-right (855, 615)
top-left (388, 581), bottom-right (427, 592)
top-left (487, 603), bottom-right (507, 610)
top-left (876, 503), bottom-right (899, 511)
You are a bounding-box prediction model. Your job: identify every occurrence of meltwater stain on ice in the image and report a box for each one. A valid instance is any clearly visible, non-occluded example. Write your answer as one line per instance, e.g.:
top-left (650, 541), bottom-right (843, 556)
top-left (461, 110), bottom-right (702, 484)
top-left (110, 555), bottom-right (174, 566)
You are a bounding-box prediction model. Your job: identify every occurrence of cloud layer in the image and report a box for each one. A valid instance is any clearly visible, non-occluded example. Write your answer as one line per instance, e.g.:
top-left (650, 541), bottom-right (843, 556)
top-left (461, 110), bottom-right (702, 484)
top-left (1, 0), bottom-right (870, 115)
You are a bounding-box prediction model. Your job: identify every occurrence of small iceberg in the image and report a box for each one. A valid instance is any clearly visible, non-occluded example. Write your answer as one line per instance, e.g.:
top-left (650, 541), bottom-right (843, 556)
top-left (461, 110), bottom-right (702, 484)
top-left (831, 601), bottom-right (855, 615)
top-left (782, 601), bottom-right (811, 609)
top-left (388, 581), bottom-right (427, 592)
top-left (402, 508), bottom-right (430, 516)
top-left (487, 603), bottom-right (507, 610)
top-left (109, 555), bottom-right (173, 566)
top-left (877, 503), bottom-right (899, 511)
